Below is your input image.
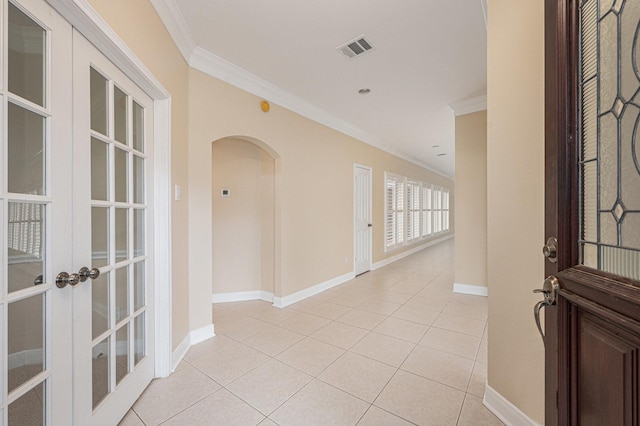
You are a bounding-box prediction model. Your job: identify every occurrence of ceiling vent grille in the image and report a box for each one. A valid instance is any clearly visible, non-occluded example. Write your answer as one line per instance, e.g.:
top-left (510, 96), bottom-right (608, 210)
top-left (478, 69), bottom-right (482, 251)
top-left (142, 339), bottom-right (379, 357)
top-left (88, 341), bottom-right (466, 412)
top-left (337, 35), bottom-right (375, 59)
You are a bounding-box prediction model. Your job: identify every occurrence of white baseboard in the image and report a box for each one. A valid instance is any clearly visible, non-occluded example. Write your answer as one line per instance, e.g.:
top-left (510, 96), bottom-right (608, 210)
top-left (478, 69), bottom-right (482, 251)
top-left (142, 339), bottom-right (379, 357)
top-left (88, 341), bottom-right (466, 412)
top-left (483, 384), bottom-right (542, 426)
top-left (273, 271), bottom-right (356, 308)
top-left (8, 349), bottom-right (43, 370)
top-left (454, 282), bottom-right (488, 297)
top-left (172, 324), bottom-right (216, 372)
top-left (212, 290), bottom-right (274, 304)
top-left (372, 234), bottom-right (454, 270)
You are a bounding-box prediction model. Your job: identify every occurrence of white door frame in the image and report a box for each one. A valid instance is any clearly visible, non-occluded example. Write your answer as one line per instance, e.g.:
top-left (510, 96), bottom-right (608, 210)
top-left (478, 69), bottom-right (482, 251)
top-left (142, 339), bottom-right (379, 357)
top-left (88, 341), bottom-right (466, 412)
top-left (354, 164), bottom-right (372, 275)
top-left (46, 0), bottom-right (173, 377)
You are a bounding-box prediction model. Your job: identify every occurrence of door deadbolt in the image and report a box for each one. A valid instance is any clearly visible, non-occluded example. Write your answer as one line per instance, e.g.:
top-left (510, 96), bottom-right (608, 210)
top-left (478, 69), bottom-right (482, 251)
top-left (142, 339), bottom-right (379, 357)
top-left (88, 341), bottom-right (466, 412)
top-left (542, 237), bottom-right (558, 263)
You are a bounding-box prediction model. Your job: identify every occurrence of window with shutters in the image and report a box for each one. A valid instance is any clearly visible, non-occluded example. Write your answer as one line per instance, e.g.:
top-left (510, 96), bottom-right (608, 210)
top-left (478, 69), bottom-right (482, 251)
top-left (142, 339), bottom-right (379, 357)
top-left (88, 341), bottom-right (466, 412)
top-left (385, 173), bottom-right (405, 250)
top-left (423, 184), bottom-right (433, 237)
top-left (407, 180), bottom-right (421, 243)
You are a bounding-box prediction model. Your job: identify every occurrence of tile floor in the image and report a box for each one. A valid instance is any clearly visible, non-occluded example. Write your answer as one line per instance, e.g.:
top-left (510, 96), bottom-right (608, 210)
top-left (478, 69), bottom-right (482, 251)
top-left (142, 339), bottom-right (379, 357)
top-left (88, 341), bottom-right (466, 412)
top-left (119, 241), bottom-right (504, 425)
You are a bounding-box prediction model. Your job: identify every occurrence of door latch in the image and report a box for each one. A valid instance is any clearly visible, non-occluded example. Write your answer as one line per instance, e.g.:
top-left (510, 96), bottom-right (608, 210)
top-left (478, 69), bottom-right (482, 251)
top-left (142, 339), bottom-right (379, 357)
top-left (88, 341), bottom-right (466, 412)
top-left (533, 275), bottom-right (560, 344)
top-left (543, 237), bottom-right (558, 263)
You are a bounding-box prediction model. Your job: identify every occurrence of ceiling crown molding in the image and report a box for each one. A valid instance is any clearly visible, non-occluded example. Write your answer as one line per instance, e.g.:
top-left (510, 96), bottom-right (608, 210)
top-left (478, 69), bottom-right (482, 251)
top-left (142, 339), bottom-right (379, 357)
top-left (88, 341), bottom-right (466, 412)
top-left (149, 0), bottom-right (197, 63)
top-left (449, 95), bottom-right (487, 116)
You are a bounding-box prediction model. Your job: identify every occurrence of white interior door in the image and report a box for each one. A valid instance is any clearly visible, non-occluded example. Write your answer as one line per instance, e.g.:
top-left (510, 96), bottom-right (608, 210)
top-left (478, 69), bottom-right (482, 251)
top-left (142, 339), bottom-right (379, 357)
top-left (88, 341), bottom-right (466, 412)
top-left (72, 30), bottom-right (155, 426)
top-left (2, 1), bottom-right (155, 424)
top-left (354, 165), bottom-right (372, 275)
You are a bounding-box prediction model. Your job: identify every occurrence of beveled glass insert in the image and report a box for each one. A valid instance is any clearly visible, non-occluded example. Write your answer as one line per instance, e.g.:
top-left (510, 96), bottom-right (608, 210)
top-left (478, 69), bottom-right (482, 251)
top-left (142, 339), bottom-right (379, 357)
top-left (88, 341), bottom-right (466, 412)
top-left (114, 86), bottom-right (128, 144)
top-left (90, 68), bottom-right (108, 135)
top-left (134, 261), bottom-right (145, 311)
top-left (134, 313), bottom-right (145, 366)
top-left (92, 337), bottom-right (110, 409)
top-left (8, 103), bottom-right (45, 195)
top-left (91, 207), bottom-right (109, 268)
top-left (92, 271), bottom-right (109, 340)
top-left (8, 381), bottom-right (44, 426)
top-left (115, 208), bottom-right (128, 262)
top-left (132, 101), bottom-right (144, 152)
top-left (8, 295), bottom-right (44, 392)
top-left (115, 147), bottom-right (128, 203)
top-left (115, 266), bottom-right (129, 323)
top-left (133, 155), bottom-right (144, 204)
top-left (581, 162), bottom-right (597, 243)
top-left (91, 137), bottom-right (109, 201)
top-left (8, 3), bottom-right (45, 106)
top-left (134, 209), bottom-right (144, 258)
top-left (8, 203), bottom-right (45, 293)
top-left (115, 325), bottom-right (129, 385)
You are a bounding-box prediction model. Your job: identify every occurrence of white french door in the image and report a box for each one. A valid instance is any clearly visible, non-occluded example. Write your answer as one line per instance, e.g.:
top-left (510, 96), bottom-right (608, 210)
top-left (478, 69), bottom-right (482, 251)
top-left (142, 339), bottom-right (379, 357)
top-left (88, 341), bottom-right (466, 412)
top-left (354, 164), bottom-right (372, 275)
top-left (1, 0), bottom-right (155, 424)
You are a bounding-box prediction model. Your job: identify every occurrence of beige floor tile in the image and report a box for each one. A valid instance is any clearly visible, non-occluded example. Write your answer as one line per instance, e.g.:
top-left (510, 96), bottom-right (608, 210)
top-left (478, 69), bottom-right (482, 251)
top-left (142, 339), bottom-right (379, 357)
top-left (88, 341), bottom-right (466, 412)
top-left (401, 345), bottom-right (473, 391)
top-left (223, 300), bottom-right (273, 316)
top-left (467, 361), bottom-right (487, 398)
top-left (356, 299), bottom-right (402, 315)
top-left (258, 419), bottom-right (279, 426)
top-left (250, 306), bottom-right (301, 324)
top-left (269, 379), bottom-right (369, 426)
top-left (369, 291), bottom-right (413, 304)
top-left (432, 313), bottom-right (486, 338)
top-left (386, 282), bottom-right (424, 295)
top-left (374, 370), bottom-right (464, 426)
top-left (311, 321), bottom-right (369, 349)
top-left (318, 352), bottom-right (397, 403)
top-left (374, 317), bottom-right (429, 343)
top-left (118, 410), bottom-right (144, 426)
top-left (162, 388), bottom-right (265, 426)
top-left (132, 362), bottom-right (220, 425)
top-left (215, 314), bottom-right (272, 341)
top-left (442, 301), bottom-right (488, 320)
top-left (329, 292), bottom-right (374, 307)
top-left (226, 359), bottom-right (312, 415)
top-left (451, 293), bottom-right (489, 306)
top-left (303, 301), bottom-right (353, 320)
top-left (357, 406), bottom-right (414, 425)
top-left (183, 334), bottom-right (238, 364)
top-left (350, 332), bottom-right (415, 367)
top-left (242, 325), bottom-right (304, 356)
top-left (405, 295), bottom-right (448, 312)
top-left (276, 337), bottom-right (345, 376)
top-left (338, 309), bottom-right (387, 330)
top-left (477, 335), bottom-right (488, 363)
top-left (416, 287), bottom-right (455, 301)
top-left (391, 305), bottom-right (439, 326)
top-left (279, 312), bottom-right (331, 335)
top-left (418, 327), bottom-right (481, 359)
top-left (188, 341), bottom-right (269, 385)
top-left (457, 394), bottom-right (505, 426)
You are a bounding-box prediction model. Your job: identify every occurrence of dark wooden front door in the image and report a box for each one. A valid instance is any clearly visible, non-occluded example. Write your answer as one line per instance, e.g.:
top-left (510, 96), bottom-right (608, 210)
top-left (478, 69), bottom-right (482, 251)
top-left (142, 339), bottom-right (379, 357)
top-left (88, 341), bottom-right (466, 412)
top-left (545, 0), bottom-right (640, 424)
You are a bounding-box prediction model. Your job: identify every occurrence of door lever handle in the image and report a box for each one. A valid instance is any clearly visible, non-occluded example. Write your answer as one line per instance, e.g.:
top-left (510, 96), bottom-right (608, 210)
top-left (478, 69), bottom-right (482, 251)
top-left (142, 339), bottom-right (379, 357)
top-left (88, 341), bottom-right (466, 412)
top-left (533, 276), bottom-right (560, 344)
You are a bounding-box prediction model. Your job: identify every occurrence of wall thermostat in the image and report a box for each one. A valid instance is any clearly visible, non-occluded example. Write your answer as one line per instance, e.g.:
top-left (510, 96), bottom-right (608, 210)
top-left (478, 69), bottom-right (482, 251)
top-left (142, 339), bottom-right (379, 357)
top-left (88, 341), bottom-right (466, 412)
top-left (221, 189), bottom-right (231, 197)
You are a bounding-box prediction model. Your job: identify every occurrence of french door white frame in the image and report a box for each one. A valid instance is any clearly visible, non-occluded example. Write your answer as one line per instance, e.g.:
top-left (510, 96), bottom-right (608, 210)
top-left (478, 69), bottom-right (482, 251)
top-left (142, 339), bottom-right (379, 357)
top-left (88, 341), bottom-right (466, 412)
top-left (45, 0), bottom-right (173, 377)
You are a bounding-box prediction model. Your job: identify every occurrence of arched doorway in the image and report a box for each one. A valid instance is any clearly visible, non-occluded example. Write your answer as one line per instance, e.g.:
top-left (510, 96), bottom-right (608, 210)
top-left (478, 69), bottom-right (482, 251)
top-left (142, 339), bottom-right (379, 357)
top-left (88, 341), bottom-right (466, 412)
top-left (211, 136), bottom-right (281, 302)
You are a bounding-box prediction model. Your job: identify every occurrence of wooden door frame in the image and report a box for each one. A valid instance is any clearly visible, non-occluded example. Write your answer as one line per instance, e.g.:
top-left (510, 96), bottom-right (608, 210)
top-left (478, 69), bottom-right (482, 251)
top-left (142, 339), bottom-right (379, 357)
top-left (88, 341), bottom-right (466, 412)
top-left (544, 0), bottom-right (579, 424)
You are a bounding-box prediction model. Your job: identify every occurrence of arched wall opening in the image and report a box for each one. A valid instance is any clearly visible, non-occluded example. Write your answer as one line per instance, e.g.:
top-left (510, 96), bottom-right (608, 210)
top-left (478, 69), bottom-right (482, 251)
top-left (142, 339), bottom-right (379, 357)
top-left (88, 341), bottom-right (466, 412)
top-left (211, 136), bottom-right (281, 302)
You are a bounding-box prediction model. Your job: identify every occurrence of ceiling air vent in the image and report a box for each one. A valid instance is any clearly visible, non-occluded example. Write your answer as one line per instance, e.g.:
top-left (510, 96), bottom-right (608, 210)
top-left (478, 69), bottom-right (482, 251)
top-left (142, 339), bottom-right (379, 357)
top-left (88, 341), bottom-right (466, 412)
top-left (337, 35), bottom-right (375, 59)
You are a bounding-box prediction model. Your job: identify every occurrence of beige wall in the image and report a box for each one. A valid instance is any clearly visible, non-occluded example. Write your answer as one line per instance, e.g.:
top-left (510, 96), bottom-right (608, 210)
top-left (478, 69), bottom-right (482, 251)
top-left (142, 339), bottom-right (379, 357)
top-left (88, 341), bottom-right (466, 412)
top-left (86, 0), bottom-right (191, 349)
top-left (212, 138), bottom-right (275, 294)
top-left (487, 0), bottom-right (545, 422)
top-left (454, 110), bottom-right (487, 289)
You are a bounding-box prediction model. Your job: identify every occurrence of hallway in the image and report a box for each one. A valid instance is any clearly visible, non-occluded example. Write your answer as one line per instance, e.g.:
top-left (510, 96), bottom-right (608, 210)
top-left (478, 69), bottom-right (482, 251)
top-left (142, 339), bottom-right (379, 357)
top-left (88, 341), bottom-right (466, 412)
top-left (119, 240), bottom-right (503, 425)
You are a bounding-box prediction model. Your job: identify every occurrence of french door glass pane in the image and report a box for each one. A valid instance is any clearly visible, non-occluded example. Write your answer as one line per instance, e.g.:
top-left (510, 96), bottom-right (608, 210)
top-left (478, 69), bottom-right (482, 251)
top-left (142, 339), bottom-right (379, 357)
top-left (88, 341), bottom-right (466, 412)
top-left (114, 147), bottom-right (128, 203)
top-left (8, 294), bottom-right (44, 392)
top-left (134, 209), bottom-right (144, 257)
top-left (115, 266), bottom-right (128, 323)
top-left (115, 326), bottom-right (128, 385)
top-left (8, 2), bottom-right (45, 106)
top-left (91, 207), bottom-right (109, 268)
top-left (91, 138), bottom-right (109, 201)
top-left (90, 68), bottom-right (108, 135)
top-left (92, 338), bottom-right (110, 409)
top-left (578, 0), bottom-right (640, 280)
top-left (134, 261), bottom-right (144, 311)
top-left (8, 103), bottom-right (45, 195)
top-left (7, 202), bottom-right (44, 293)
top-left (134, 313), bottom-right (145, 366)
top-left (8, 381), bottom-right (45, 425)
top-left (115, 208), bottom-right (128, 262)
top-left (114, 87), bottom-right (127, 144)
top-left (132, 101), bottom-right (144, 152)
top-left (133, 155), bottom-right (144, 204)
top-left (92, 271), bottom-right (109, 339)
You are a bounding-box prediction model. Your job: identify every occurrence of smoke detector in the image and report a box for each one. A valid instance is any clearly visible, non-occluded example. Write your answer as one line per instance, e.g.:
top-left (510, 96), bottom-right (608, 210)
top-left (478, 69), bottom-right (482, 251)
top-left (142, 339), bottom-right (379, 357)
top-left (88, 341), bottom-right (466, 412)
top-left (337, 35), bottom-right (375, 59)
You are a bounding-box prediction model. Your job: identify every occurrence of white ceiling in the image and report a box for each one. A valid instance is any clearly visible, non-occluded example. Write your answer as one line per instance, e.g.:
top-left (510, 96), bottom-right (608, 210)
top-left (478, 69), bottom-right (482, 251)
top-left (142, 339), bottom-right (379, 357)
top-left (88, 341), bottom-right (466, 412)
top-left (151, 0), bottom-right (487, 178)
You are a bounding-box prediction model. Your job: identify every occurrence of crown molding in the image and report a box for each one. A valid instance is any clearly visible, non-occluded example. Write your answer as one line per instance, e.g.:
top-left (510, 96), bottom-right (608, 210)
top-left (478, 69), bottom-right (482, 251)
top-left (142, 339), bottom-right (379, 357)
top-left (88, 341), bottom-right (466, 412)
top-left (149, 0), bottom-right (197, 63)
top-left (449, 95), bottom-right (487, 116)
